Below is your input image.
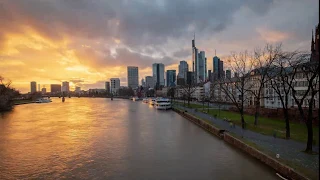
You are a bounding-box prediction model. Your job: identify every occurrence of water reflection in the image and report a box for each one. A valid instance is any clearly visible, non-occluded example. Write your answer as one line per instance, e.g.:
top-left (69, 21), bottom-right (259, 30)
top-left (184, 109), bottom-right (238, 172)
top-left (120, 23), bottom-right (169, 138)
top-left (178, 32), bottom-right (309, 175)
top-left (0, 98), bottom-right (277, 179)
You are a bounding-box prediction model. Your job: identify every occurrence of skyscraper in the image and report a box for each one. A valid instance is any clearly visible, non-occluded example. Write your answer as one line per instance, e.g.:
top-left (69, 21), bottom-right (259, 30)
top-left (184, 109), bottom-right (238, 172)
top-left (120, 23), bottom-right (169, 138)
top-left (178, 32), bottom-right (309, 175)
top-left (50, 84), bottom-right (61, 94)
top-left (186, 71), bottom-right (194, 85)
top-left (213, 56), bottom-right (224, 80)
top-left (30, 81), bottom-right (36, 93)
top-left (192, 34), bottom-right (198, 84)
top-left (198, 51), bottom-right (206, 82)
top-left (152, 63), bottom-right (165, 89)
top-left (110, 78), bottom-right (120, 94)
top-left (105, 81), bottom-right (110, 93)
top-left (178, 61), bottom-right (188, 81)
top-left (145, 76), bottom-right (154, 88)
top-left (208, 70), bottom-right (212, 82)
top-left (62, 81), bottom-right (69, 93)
top-left (166, 70), bottom-right (176, 87)
top-left (311, 24), bottom-right (319, 62)
top-left (127, 66), bottom-right (139, 88)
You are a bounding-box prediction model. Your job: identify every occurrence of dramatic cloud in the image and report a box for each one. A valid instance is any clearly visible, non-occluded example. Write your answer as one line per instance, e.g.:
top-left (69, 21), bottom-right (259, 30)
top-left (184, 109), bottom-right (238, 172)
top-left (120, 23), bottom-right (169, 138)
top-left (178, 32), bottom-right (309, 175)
top-left (0, 0), bottom-right (318, 92)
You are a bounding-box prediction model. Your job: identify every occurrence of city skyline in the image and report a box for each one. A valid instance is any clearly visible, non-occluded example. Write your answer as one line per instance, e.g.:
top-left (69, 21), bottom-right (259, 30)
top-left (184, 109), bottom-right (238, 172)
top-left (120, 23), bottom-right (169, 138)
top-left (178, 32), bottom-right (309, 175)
top-left (0, 0), bottom-right (318, 93)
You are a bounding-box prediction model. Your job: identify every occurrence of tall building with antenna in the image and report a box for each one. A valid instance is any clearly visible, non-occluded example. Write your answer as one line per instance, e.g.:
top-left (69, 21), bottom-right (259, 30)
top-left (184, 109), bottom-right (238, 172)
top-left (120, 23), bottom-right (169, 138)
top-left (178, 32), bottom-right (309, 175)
top-left (192, 33), bottom-right (198, 84)
top-left (311, 24), bottom-right (319, 63)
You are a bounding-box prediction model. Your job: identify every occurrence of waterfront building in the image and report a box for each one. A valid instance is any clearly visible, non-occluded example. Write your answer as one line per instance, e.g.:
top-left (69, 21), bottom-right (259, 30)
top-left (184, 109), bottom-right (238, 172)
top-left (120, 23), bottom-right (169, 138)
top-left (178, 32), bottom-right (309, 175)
top-left (110, 78), bottom-right (120, 95)
top-left (62, 81), bottom-right (69, 93)
top-left (50, 84), bottom-right (61, 94)
top-left (127, 66), bottom-right (139, 88)
top-left (30, 81), bottom-right (36, 94)
top-left (89, 89), bottom-right (106, 95)
top-left (152, 63), bottom-right (165, 89)
top-left (75, 87), bottom-right (81, 93)
top-left (105, 82), bottom-right (110, 93)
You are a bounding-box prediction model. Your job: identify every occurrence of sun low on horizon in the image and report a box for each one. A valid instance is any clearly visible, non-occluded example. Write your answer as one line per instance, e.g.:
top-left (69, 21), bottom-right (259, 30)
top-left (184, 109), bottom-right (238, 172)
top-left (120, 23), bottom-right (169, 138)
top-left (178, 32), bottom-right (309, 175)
top-left (0, 0), bottom-right (318, 93)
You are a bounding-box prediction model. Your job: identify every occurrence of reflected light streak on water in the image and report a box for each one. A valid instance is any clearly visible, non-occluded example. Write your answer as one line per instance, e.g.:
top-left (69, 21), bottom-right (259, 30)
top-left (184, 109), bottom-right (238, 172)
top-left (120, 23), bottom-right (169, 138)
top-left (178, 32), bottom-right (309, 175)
top-left (0, 98), bottom-right (277, 179)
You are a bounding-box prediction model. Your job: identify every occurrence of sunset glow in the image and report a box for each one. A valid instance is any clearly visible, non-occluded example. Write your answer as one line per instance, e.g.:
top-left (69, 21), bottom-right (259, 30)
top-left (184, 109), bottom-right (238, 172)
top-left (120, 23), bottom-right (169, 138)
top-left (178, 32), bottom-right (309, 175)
top-left (0, 0), bottom-right (318, 93)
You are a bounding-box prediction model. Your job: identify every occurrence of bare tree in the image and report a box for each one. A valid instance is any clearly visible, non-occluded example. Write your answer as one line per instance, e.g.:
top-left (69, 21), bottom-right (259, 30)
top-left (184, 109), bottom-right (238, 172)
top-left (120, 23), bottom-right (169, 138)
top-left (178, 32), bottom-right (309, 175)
top-left (267, 51), bottom-right (300, 139)
top-left (249, 44), bottom-right (282, 126)
top-left (287, 55), bottom-right (319, 153)
top-left (0, 75), bottom-right (19, 112)
top-left (221, 51), bottom-right (254, 129)
top-left (181, 82), bottom-right (197, 107)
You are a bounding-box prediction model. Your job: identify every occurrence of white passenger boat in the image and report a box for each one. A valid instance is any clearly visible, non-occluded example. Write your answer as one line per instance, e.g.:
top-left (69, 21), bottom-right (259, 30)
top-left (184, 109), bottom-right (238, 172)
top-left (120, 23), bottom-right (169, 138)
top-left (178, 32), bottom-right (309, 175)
top-left (142, 98), bottom-right (149, 103)
top-left (35, 97), bottom-right (52, 103)
top-left (155, 98), bottom-right (171, 110)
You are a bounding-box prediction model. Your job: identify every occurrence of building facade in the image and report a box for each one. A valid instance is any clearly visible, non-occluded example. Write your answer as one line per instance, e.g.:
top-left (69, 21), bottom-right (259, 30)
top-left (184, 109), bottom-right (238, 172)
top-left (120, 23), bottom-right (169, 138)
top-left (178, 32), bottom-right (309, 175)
top-left (75, 87), bottom-right (81, 93)
top-left (62, 81), bottom-right (69, 93)
top-left (105, 82), bottom-right (110, 93)
top-left (152, 63), bottom-right (165, 89)
top-left (110, 78), bottom-right (120, 94)
top-left (198, 51), bottom-right (207, 82)
top-left (178, 60), bottom-right (189, 81)
top-left (127, 66), bottom-right (139, 88)
top-left (166, 70), bottom-right (176, 87)
top-left (30, 81), bottom-right (36, 93)
top-left (145, 76), bottom-right (154, 88)
top-left (50, 84), bottom-right (61, 94)
top-left (213, 56), bottom-right (224, 80)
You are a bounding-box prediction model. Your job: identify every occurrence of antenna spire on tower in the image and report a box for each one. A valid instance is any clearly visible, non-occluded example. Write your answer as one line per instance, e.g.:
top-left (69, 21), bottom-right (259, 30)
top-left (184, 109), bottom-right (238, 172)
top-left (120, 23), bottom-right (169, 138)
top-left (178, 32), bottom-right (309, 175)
top-left (215, 49), bottom-right (216, 56)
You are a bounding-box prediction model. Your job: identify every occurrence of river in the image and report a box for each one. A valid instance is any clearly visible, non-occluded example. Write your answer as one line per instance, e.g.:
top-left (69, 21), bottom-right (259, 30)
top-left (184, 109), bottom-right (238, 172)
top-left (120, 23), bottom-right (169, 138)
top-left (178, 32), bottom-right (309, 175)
top-left (0, 98), bottom-right (278, 179)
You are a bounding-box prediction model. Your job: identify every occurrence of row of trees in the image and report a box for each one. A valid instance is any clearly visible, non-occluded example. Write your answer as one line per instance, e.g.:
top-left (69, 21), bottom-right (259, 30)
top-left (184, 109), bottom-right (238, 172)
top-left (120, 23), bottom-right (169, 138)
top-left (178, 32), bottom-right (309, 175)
top-left (214, 44), bottom-right (318, 152)
top-left (173, 44), bottom-right (318, 153)
top-left (0, 76), bottom-right (20, 112)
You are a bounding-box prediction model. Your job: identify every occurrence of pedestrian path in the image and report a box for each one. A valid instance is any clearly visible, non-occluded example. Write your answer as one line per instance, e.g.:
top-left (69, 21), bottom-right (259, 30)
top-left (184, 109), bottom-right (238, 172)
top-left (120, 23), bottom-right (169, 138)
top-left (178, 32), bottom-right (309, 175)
top-left (176, 105), bottom-right (319, 172)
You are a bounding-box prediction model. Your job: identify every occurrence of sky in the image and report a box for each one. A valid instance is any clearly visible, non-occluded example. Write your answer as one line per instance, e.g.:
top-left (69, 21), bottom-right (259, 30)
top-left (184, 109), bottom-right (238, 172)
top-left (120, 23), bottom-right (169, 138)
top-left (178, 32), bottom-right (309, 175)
top-left (0, 0), bottom-right (319, 93)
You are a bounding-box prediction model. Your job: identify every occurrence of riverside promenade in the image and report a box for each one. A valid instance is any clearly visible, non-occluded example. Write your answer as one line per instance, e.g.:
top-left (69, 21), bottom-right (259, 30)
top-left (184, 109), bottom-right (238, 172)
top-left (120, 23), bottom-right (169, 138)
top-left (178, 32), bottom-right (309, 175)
top-left (176, 105), bottom-right (319, 179)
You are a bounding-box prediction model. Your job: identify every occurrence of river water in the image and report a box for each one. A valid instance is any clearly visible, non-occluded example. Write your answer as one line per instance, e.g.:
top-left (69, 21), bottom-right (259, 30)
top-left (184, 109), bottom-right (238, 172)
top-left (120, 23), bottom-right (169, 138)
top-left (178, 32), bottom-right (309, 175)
top-left (0, 98), bottom-right (277, 179)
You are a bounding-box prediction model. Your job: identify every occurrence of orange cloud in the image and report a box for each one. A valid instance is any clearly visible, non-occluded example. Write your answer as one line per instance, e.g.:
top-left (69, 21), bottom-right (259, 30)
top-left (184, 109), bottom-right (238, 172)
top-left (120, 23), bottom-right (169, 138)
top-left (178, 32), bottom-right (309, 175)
top-left (256, 28), bottom-right (291, 43)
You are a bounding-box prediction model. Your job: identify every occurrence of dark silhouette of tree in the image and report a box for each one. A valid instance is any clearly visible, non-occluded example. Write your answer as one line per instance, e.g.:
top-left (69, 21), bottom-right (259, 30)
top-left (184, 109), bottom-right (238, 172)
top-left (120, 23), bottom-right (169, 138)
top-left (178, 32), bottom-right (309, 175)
top-left (266, 51), bottom-right (300, 139)
top-left (0, 76), bottom-right (20, 111)
top-left (221, 51), bottom-right (254, 129)
top-left (287, 55), bottom-right (319, 153)
top-left (250, 44), bottom-right (282, 126)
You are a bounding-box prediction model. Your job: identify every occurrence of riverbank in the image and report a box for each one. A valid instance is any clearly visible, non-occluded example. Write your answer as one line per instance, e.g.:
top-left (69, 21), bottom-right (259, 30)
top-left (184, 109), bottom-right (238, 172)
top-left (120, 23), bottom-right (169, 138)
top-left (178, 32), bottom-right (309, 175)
top-left (173, 106), bottom-right (318, 180)
top-left (174, 101), bottom-right (319, 145)
top-left (13, 99), bottom-right (34, 105)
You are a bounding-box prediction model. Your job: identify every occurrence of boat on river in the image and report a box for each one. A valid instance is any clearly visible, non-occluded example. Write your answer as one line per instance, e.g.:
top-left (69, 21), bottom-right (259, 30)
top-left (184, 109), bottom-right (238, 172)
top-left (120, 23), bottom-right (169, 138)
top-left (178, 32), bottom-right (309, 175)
top-left (154, 98), bottom-right (171, 110)
top-left (35, 97), bottom-right (52, 103)
top-left (142, 98), bottom-right (149, 103)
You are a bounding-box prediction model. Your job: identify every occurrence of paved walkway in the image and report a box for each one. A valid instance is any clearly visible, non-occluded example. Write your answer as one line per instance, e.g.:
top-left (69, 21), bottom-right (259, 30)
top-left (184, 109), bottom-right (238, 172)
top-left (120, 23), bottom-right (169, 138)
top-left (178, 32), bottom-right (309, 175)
top-left (176, 105), bottom-right (319, 173)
